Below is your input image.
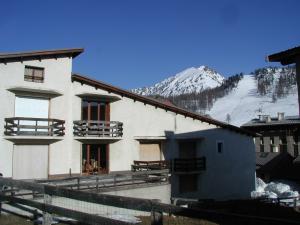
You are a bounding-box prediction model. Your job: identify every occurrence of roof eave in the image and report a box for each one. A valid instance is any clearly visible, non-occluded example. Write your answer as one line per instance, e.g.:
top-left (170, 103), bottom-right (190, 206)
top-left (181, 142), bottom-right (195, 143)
top-left (0, 48), bottom-right (84, 64)
top-left (267, 46), bottom-right (300, 65)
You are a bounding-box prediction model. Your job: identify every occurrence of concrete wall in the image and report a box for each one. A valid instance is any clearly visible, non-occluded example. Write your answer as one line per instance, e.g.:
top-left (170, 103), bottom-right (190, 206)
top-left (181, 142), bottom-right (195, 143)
top-left (255, 135), bottom-right (299, 157)
top-left (170, 129), bottom-right (256, 201)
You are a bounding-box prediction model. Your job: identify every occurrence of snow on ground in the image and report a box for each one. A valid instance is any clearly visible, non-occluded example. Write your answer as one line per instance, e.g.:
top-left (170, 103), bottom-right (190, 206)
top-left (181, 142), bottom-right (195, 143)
top-left (251, 178), bottom-right (300, 206)
top-left (207, 75), bottom-right (298, 126)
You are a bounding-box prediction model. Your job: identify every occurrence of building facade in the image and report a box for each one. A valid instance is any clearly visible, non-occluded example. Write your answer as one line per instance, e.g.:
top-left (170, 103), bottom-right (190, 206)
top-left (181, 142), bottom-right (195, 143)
top-left (241, 113), bottom-right (300, 158)
top-left (242, 114), bottom-right (300, 181)
top-left (0, 48), bottom-right (256, 200)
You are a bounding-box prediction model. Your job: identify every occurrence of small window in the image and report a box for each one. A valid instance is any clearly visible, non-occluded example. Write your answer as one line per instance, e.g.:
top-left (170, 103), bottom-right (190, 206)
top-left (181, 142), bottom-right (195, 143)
top-left (217, 141), bottom-right (223, 154)
top-left (24, 66), bottom-right (44, 83)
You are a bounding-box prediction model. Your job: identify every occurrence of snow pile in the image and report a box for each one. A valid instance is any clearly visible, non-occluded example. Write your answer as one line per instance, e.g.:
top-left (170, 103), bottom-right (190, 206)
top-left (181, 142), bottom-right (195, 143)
top-left (251, 178), bottom-right (299, 202)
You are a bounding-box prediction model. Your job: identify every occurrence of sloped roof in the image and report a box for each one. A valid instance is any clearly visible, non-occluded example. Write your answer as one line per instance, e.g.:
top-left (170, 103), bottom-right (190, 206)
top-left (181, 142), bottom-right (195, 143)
top-left (256, 152), bottom-right (293, 172)
top-left (0, 48), bottom-right (84, 63)
top-left (256, 152), bottom-right (280, 168)
top-left (242, 116), bottom-right (300, 128)
top-left (72, 73), bottom-right (258, 137)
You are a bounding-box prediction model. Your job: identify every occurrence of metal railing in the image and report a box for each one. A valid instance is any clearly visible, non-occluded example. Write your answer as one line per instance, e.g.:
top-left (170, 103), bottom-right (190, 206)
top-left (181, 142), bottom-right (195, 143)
top-left (4, 117), bottom-right (65, 136)
top-left (73, 120), bottom-right (123, 137)
top-left (173, 157), bottom-right (206, 173)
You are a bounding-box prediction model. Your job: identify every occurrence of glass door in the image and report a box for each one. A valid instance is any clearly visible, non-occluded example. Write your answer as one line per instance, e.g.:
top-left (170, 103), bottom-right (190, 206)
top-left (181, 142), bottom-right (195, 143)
top-left (82, 144), bottom-right (108, 174)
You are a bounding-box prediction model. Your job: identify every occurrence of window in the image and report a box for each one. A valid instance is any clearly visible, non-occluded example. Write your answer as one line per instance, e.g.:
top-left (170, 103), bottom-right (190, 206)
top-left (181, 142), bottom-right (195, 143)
top-left (217, 141), bottom-right (223, 154)
top-left (24, 66), bottom-right (44, 83)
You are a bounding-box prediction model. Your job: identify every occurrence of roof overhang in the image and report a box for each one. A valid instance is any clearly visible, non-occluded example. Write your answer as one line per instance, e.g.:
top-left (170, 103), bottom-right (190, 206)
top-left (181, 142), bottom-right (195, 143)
top-left (134, 136), bottom-right (167, 143)
top-left (76, 93), bottom-right (121, 103)
top-left (7, 86), bottom-right (63, 98)
top-left (0, 48), bottom-right (84, 64)
top-left (267, 46), bottom-right (300, 65)
top-left (74, 137), bottom-right (122, 144)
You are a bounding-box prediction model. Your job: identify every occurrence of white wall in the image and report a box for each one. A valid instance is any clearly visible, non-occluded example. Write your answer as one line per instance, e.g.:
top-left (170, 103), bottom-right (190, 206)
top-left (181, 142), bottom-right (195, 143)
top-left (0, 57), bottom-right (74, 177)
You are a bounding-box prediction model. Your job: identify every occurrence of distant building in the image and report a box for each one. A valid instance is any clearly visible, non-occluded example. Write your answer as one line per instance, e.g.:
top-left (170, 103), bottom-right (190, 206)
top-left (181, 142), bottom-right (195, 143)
top-left (242, 113), bottom-right (299, 157)
top-left (241, 113), bottom-right (300, 181)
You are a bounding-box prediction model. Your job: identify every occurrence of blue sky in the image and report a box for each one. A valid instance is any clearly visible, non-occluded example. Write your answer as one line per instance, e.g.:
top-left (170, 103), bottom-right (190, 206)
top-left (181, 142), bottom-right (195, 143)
top-left (1, 0), bottom-right (300, 89)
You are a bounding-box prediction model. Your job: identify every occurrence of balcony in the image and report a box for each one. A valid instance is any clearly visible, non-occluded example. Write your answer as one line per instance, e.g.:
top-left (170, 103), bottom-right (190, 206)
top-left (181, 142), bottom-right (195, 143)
top-left (173, 157), bottom-right (206, 174)
top-left (73, 120), bottom-right (123, 142)
top-left (4, 117), bottom-right (65, 144)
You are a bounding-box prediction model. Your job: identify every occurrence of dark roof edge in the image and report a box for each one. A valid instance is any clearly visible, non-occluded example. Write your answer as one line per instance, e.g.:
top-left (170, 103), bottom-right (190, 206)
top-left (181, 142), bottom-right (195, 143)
top-left (72, 73), bottom-right (258, 137)
top-left (267, 46), bottom-right (300, 65)
top-left (0, 48), bottom-right (84, 63)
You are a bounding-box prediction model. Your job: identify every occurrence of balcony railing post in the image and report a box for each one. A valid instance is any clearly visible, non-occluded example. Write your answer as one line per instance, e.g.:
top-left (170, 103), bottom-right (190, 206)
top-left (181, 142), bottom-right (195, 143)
top-left (17, 119), bottom-right (20, 135)
top-left (35, 119), bottom-right (38, 136)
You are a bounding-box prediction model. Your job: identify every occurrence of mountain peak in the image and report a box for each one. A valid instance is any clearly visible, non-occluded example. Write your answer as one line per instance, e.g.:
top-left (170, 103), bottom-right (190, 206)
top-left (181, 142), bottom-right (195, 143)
top-left (132, 65), bottom-right (225, 97)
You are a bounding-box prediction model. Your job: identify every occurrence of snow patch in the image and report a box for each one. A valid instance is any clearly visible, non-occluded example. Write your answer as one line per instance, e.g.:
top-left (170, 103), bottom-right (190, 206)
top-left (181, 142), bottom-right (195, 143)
top-left (251, 178), bottom-right (299, 205)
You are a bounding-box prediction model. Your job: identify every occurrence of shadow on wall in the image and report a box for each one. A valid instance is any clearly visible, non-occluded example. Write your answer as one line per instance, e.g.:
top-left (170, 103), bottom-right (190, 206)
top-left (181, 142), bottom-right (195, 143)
top-left (164, 128), bottom-right (256, 201)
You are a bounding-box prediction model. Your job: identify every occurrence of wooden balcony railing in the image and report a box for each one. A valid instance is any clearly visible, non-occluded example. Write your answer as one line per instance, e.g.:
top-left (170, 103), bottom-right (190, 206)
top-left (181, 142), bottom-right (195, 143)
top-left (173, 157), bottom-right (206, 173)
top-left (73, 120), bottom-right (123, 137)
top-left (131, 160), bottom-right (170, 172)
top-left (4, 117), bottom-right (65, 136)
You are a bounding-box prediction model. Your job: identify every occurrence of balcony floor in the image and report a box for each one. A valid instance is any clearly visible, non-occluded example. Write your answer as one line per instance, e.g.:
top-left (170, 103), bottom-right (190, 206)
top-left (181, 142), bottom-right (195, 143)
top-left (74, 136), bottom-right (122, 144)
top-left (4, 136), bottom-right (64, 144)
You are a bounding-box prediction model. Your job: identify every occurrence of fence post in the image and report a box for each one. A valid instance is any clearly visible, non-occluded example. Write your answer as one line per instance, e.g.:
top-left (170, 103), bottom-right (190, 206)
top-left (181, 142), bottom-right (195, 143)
top-left (96, 177), bottom-right (99, 191)
top-left (77, 178), bottom-right (80, 190)
top-left (151, 199), bottom-right (163, 225)
top-left (43, 194), bottom-right (52, 225)
top-left (33, 209), bottom-right (39, 225)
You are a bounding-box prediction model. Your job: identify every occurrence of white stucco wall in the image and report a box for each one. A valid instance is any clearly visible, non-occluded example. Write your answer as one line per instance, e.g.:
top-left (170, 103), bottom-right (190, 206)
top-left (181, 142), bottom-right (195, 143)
top-left (0, 57), bottom-right (74, 177)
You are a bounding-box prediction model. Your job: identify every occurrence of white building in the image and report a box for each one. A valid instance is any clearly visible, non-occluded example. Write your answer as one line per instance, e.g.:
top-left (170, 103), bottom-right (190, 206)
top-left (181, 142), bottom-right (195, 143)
top-left (0, 48), bottom-right (256, 200)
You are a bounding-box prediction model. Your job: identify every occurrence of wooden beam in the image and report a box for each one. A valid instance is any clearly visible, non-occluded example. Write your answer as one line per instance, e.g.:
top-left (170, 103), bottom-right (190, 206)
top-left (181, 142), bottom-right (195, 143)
top-left (1, 178), bottom-right (300, 225)
top-left (0, 195), bottom-right (131, 225)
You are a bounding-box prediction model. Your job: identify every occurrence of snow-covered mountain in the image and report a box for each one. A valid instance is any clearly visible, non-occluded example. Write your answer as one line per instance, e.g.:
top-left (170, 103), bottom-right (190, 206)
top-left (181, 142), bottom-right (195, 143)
top-left (132, 66), bottom-right (224, 96)
top-left (207, 74), bottom-right (298, 126)
top-left (132, 66), bottom-right (298, 126)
